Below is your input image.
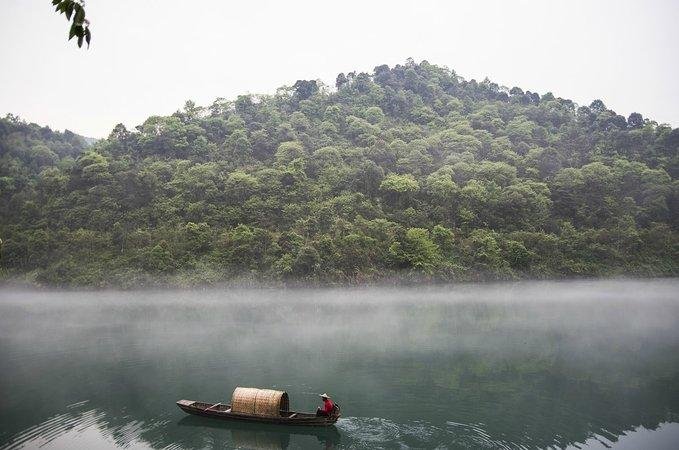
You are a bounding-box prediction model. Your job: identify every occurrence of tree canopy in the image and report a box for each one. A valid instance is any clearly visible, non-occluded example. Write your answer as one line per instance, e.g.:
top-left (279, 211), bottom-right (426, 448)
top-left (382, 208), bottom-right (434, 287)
top-left (1, 60), bottom-right (677, 286)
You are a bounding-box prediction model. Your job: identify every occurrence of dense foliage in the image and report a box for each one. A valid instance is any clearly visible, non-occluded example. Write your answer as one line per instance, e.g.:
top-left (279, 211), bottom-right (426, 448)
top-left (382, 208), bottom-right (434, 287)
top-left (1, 60), bottom-right (678, 286)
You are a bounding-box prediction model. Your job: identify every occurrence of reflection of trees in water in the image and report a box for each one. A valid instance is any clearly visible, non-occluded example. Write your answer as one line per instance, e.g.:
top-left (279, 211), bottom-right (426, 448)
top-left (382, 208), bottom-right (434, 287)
top-left (104, 413), bottom-right (341, 450)
top-left (450, 361), bottom-right (679, 448)
top-left (1, 288), bottom-right (679, 449)
top-left (175, 416), bottom-right (341, 449)
top-left (2, 351), bottom-right (676, 449)
top-left (0, 404), bottom-right (341, 450)
top-left (329, 355), bottom-right (679, 448)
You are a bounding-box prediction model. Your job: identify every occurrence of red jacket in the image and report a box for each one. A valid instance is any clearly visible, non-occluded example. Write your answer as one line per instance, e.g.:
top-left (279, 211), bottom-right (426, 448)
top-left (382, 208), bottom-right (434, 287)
top-left (322, 398), bottom-right (334, 413)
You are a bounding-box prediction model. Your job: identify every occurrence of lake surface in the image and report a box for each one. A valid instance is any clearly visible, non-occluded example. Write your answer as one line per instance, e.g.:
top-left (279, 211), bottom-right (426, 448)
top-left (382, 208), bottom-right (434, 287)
top-left (1, 280), bottom-right (678, 449)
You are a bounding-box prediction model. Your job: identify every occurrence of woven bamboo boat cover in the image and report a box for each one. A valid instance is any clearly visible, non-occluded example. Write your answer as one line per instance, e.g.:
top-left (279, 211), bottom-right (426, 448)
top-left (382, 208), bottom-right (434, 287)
top-left (231, 387), bottom-right (289, 417)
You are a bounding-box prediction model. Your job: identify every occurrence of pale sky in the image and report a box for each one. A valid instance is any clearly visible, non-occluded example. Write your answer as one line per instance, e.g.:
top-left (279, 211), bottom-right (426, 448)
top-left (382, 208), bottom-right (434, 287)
top-left (1, 0), bottom-right (678, 138)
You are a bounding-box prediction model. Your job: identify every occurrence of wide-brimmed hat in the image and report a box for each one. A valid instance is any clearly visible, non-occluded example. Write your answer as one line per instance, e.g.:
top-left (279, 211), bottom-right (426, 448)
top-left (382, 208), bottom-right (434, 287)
top-left (319, 393), bottom-right (330, 399)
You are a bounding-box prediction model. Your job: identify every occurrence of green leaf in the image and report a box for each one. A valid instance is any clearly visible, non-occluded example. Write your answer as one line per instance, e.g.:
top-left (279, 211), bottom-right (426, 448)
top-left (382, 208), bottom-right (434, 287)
top-left (85, 28), bottom-right (91, 47)
top-left (52, 0), bottom-right (61, 6)
top-left (74, 6), bottom-right (84, 24)
top-left (65, 3), bottom-right (74, 20)
top-left (77, 35), bottom-right (84, 48)
top-left (68, 22), bottom-right (77, 40)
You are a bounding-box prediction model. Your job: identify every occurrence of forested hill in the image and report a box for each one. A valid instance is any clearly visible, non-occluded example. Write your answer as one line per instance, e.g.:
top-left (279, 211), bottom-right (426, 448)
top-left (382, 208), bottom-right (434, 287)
top-left (1, 60), bottom-right (678, 287)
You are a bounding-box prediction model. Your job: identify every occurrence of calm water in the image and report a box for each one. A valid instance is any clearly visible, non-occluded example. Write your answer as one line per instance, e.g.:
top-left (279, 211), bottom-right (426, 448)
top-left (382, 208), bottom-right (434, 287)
top-left (1, 280), bottom-right (678, 449)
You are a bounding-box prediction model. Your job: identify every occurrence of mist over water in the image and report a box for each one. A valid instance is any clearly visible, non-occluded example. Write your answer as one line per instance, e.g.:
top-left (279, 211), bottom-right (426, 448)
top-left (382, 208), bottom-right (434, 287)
top-left (1, 279), bottom-right (678, 449)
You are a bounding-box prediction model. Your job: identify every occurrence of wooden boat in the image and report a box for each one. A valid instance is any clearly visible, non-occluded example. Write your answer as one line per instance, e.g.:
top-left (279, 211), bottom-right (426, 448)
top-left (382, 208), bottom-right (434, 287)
top-left (177, 387), bottom-right (340, 427)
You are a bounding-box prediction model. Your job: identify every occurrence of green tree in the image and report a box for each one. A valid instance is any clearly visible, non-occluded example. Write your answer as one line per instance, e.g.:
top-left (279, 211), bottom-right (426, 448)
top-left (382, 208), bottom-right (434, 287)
top-left (389, 228), bottom-right (441, 273)
top-left (1, 60), bottom-right (677, 286)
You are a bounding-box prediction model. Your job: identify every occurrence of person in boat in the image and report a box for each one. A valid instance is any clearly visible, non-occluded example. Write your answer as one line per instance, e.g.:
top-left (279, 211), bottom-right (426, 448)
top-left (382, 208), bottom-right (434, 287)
top-left (316, 393), bottom-right (335, 417)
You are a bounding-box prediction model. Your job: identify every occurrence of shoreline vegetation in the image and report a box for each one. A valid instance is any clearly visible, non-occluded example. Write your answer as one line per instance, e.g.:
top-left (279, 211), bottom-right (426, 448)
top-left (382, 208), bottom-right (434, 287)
top-left (1, 60), bottom-right (677, 288)
top-left (0, 272), bottom-right (676, 291)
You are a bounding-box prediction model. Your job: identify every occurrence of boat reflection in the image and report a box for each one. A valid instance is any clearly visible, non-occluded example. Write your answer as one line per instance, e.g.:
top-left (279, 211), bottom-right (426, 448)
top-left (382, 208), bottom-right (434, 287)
top-left (176, 415), bottom-right (342, 449)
